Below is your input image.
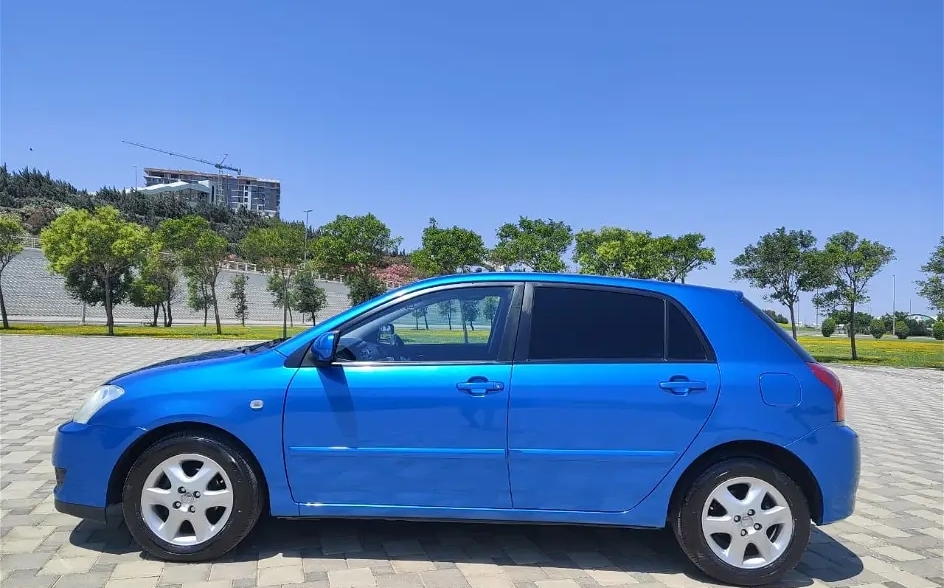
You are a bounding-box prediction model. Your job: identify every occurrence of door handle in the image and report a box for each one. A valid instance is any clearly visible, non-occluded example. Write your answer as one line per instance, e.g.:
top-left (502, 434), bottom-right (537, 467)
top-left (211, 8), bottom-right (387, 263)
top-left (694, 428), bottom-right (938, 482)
top-left (456, 380), bottom-right (504, 396)
top-left (658, 378), bottom-right (707, 395)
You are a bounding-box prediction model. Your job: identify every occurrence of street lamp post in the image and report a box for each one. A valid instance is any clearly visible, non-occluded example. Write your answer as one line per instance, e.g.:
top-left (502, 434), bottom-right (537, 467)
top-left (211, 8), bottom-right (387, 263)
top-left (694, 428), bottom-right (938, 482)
top-left (892, 274), bottom-right (896, 336)
top-left (303, 209), bottom-right (313, 264)
top-left (303, 209), bottom-right (313, 325)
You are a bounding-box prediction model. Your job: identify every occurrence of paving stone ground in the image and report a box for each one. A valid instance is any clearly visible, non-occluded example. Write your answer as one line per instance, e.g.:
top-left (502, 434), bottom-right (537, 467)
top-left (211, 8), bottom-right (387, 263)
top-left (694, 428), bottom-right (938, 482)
top-left (1, 335), bottom-right (941, 588)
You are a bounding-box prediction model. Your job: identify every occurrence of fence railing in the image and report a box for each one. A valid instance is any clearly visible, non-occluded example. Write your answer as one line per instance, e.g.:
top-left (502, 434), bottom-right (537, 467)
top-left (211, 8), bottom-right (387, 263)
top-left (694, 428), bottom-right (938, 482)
top-left (18, 234), bottom-right (402, 288)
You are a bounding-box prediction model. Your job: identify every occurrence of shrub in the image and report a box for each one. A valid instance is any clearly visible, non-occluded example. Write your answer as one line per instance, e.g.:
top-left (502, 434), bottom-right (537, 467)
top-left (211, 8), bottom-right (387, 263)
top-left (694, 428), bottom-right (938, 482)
top-left (869, 319), bottom-right (885, 339)
top-left (764, 309), bottom-right (789, 324)
top-left (821, 318), bottom-right (836, 338)
top-left (894, 320), bottom-right (910, 339)
top-left (932, 321), bottom-right (944, 341)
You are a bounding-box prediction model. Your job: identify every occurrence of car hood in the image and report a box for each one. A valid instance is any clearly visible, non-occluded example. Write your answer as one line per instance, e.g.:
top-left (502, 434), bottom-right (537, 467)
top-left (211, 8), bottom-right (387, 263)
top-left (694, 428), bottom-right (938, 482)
top-left (106, 341), bottom-right (278, 384)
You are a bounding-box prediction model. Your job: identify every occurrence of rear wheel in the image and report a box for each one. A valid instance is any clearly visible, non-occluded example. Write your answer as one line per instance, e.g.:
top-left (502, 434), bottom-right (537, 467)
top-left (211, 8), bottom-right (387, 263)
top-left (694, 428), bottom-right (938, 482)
top-left (121, 431), bottom-right (264, 561)
top-left (672, 457), bottom-right (810, 586)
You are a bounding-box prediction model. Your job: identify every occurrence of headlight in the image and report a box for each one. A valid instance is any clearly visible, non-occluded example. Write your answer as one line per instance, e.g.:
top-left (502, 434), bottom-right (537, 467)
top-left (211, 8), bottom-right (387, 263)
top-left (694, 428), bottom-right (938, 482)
top-left (73, 385), bottom-right (124, 425)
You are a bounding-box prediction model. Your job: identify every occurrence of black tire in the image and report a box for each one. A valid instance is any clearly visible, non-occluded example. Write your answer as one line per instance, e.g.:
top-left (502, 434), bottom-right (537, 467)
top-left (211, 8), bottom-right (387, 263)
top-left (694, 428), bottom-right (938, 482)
top-left (671, 457), bottom-right (811, 586)
top-left (121, 431), bottom-right (264, 562)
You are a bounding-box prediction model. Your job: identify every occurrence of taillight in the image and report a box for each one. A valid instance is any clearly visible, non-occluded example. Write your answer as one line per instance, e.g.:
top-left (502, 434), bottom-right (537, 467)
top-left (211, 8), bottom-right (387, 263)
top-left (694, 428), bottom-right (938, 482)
top-left (808, 362), bottom-right (844, 422)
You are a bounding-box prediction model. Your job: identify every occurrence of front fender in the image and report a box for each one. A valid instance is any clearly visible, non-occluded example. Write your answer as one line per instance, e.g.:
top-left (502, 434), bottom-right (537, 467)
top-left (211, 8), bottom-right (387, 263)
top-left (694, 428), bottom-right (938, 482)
top-left (97, 349), bottom-right (301, 517)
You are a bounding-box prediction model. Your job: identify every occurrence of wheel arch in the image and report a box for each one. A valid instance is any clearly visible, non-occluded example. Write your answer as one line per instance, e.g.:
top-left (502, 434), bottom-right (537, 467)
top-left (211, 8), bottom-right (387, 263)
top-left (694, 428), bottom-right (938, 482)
top-left (106, 421), bottom-right (270, 509)
top-left (667, 440), bottom-right (824, 525)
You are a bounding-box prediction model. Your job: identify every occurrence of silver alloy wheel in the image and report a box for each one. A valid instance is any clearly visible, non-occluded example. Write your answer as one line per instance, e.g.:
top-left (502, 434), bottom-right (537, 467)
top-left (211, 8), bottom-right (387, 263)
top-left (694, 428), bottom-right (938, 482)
top-left (140, 453), bottom-right (234, 547)
top-left (700, 476), bottom-right (795, 570)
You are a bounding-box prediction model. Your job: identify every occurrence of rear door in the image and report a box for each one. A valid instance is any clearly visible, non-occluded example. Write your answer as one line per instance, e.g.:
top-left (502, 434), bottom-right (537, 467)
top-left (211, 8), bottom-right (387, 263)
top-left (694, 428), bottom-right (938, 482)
top-left (507, 283), bottom-right (721, 512)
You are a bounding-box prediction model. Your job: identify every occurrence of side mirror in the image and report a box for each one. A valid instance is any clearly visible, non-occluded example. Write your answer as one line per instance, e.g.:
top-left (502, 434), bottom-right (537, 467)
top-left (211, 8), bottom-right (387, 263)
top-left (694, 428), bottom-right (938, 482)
top-left (311, 330), bottom-right (339, 364)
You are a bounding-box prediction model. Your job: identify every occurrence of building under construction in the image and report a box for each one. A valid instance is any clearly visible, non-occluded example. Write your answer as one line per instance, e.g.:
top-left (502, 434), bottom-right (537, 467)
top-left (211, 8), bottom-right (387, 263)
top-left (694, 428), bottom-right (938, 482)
top-left (143, 168), bottom-right (281, 217)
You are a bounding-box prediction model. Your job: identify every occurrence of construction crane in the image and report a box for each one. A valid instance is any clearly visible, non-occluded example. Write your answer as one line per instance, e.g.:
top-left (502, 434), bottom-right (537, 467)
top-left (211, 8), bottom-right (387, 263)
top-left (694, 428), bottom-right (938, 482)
top-left (122, 140), bottom-right (241, 207)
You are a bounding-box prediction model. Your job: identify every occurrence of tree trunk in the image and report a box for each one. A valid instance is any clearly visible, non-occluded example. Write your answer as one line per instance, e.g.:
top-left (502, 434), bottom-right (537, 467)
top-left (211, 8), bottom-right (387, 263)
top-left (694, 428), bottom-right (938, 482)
top-left (210, 281), bottom-right (222, 335)
top-left (151, 305), bottom-right (159, 327)
top-left (849, 300), bottom-right (858, 360)
top-left (282, 301), bottom-right (288, 339)
top-left (282, 277), bottom-right (289, 339)
top-left (460, 306), bottom-right (469, 344)
top-left (414, 315), bottom-right (419, 330)
top-left (103, 274), bottom-right (115, 336)
top-left (788, 303), bottom-right (798, 340)
top-left (0, 279), bottom-right (8, 329)
top-left (424, 314), bottom-right (429, 330)
top-left (165, 295), bottom-right (173, 327)
top-left (203, 305), bottom-right (208, 327)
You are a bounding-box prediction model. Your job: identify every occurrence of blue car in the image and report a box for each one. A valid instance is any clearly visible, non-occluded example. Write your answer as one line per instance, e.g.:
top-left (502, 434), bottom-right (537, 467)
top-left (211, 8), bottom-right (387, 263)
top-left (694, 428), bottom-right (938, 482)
top-left (53, 272), bottom-right (859, 586)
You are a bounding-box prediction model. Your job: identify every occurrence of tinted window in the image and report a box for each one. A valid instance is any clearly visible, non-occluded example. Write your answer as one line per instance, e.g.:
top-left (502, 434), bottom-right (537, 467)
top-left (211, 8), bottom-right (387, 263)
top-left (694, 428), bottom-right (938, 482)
top-left (528, 286), bottom-right (665, 361)
top-left (667, 303), bottom-right (709, 361)
top-left (337, 286), bottom-right (514, 363)
top-left (742, 297), bottom-right (815, 362)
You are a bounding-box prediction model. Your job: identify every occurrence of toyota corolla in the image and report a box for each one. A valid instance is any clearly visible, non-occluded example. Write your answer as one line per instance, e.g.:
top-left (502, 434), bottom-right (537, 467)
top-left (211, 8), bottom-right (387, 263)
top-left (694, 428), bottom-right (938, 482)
top-left (53, 272), bottom-right (859, 586)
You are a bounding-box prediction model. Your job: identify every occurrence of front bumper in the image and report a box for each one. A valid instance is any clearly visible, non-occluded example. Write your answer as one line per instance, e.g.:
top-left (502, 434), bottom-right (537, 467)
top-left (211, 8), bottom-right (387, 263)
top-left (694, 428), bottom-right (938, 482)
top-left (787, 422), bottom-right (861, 524)
top-left (52, 420), bottom-right (144, 521)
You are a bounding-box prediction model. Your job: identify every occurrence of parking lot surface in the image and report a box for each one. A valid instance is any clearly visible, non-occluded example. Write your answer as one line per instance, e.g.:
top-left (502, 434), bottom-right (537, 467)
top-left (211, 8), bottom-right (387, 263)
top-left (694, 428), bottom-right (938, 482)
top-left (1, 335), bottom-right (941, 588)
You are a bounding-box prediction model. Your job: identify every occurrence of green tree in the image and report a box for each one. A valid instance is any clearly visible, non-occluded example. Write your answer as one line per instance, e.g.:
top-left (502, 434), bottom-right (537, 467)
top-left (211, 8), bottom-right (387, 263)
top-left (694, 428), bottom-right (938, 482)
top-left (660, 233), bottom-right (716, 283)
top-left (482, 296), bottom-right (499, 325)
top-left (266, 273), bottom-right (297, 329)
top-left (160, 216), bottom-right (229, 334)
top-left (229, 274), bottom-right (249, 326)
top-left (437, 300), bottom-right (456, 330)
top-left (460, 299), bottom-right (480, 330)
top-left (0, 213), bottom-right (25, 328)
top-left (821, 317), bottom-right (836, 337)
top-left (491, 216), bottom-right (573, 272)
top-left (411, 217), bottom-right (487, 277)
top-left (241, 221), bottom-right (306, 338)
top-left (40, 206), bottom-right (150, 334)
top-left (309, 213), bottom-right (401, 305)
top-left (129, 270), bottom-right (166, 326)
top-left (572, 227), bottom-right (667, 278)
top-left (916, 236), bottom-right (944, 313)
top-left (293, 265), bottom-right (328, 324)
top-left (815, 231), bottom-right (895, 360)
top-left (186, 275), bottom-right (213, 327)
top-left (411, 306), bottom-right (429, 330)
top-left (869, 318), bottom-right (885, 339)
top-left (347, 274), bottom-right (386, 306)
top-left (133, 240), bottom-right (180, 327)
top-left (731, 228), bottom-right (832, 340)
top-left (894, 320), bottom-right (910, 339)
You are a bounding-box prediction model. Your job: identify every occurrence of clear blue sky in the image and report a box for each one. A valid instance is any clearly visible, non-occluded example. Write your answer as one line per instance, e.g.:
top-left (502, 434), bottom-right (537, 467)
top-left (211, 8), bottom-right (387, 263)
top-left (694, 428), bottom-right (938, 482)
top-left (2, 1), bottom-right (941, 319)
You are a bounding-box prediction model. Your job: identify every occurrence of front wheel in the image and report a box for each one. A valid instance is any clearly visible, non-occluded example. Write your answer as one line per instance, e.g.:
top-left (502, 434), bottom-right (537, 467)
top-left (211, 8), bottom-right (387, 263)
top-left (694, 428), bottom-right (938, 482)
top-left (672, 457), bottom-right (811, 586)
top-left (121, 431), bottom-right (264, 561)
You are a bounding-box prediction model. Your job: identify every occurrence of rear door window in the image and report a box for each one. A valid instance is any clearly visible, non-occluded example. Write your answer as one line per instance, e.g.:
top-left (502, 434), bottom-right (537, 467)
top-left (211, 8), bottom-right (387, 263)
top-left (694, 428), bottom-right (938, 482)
top-left (527, 286), bottom-right (665, 361)
top-left (667, 303), bottom-right (710, 361)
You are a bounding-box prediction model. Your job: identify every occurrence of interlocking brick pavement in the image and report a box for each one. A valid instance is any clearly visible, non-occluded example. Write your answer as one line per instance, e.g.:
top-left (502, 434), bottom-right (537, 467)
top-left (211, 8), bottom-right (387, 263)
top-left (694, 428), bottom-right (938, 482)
top-left (1, 335), bottom-right (941, 588)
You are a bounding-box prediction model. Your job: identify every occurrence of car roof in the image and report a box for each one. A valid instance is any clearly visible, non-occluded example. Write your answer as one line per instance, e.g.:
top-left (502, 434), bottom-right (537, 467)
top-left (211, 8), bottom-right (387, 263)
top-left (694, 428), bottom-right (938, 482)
top-left (402, 271), bottom-right (742, 299)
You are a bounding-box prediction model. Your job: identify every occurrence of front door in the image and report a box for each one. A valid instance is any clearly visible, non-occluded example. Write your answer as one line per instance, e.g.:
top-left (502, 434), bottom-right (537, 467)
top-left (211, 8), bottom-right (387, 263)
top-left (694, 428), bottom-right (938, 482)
top-left (508, 284), bottom-right (721, 512)
top-left (283, 283), bottom-right (522, 509)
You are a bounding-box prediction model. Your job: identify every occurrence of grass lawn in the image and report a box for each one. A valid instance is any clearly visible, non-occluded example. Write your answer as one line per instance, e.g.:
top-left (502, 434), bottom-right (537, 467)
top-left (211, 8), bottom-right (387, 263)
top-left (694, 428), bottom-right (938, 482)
top-left (3, 323), bottom-right (941, 369)
top-left (797, 336), bottom-right (942, 369)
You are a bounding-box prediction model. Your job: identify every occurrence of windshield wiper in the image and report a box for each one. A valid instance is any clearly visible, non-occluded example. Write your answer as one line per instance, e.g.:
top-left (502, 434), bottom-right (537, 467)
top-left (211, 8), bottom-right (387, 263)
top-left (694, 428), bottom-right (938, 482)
top-left (238, 337), bottom-right (287, 354)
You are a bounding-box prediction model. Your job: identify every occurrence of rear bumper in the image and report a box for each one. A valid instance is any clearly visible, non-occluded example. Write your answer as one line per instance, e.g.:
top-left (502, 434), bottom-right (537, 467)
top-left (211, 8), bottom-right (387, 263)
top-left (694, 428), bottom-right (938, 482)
top-left (787, 422), bottom-right (860, 524)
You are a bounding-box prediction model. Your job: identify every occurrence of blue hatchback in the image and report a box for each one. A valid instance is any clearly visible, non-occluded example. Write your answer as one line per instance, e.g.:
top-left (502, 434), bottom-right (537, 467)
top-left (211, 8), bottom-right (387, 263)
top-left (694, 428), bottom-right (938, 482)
top-left (53, 272), bottom-right (859, 586)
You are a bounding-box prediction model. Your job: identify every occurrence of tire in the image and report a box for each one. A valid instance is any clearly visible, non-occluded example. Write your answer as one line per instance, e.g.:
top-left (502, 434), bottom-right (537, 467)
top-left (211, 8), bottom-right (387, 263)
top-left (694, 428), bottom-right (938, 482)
top-left (121, 431), bottom-right (264, 562)
top-left (671, 457), bottom-right (811, 586)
